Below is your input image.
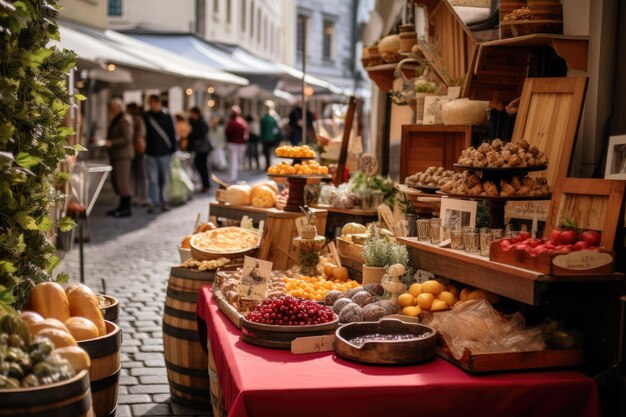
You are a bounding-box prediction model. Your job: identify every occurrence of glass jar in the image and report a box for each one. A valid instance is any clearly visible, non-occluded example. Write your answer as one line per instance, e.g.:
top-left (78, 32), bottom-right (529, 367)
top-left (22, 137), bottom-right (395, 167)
top-left (417, 219), bottom-right (430, 241)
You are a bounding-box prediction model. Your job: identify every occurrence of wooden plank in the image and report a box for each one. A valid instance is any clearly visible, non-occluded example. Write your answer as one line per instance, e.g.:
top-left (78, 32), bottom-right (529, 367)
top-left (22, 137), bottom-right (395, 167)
top-left (333, 96), bottom-right (356, 186)
top-left (543, 178), bottom-right (626, 249)
top-left (512, 77), bottom-right (588, 188)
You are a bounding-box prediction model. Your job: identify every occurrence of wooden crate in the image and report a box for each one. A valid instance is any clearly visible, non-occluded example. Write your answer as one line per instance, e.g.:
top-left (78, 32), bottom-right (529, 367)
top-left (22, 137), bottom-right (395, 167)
top-left (400, 125), bottom-right (472, 182)
top-left (437, 342), bottom-right (583, 373)
top-left (544, 178), bottom-right (626, 249)
top-left (490, 242), bottom-right (614, 275)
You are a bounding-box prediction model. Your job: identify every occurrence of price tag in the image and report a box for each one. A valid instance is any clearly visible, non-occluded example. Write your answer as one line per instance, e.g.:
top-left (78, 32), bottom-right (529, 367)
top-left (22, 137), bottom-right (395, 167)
top-left (238, 256), bottom-right (273, 300)
top-left (327, 241), bottom-right (342, 268)
top-left (291, 334), bottom-right (336, 354)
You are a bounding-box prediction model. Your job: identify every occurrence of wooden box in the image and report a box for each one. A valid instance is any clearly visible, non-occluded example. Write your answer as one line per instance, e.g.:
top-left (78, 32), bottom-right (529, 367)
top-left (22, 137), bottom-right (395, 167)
top-left (436, 343), bottom-right (583, 373)
top-left (400, 125), bottom-right (472, 182)
top-left (489, 242), bottom-right (614, 275)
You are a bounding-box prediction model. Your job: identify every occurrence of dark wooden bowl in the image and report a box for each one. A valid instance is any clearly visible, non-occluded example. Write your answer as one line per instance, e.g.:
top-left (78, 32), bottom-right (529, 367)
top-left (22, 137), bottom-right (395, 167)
top-left (335, 318), bottom-right (437, 364)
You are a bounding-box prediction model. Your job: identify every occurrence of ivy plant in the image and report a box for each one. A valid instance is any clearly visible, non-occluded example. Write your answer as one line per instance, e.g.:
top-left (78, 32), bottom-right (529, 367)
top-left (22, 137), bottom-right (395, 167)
top-left (0, 0), bottom-right (80, 310)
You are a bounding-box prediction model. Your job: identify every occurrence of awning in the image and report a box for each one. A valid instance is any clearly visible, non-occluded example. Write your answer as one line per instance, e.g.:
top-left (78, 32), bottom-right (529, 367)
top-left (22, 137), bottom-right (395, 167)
top-left (125, 33), bottom-right (343, 95)
top-left (56, 20), bottom-right (248, 87)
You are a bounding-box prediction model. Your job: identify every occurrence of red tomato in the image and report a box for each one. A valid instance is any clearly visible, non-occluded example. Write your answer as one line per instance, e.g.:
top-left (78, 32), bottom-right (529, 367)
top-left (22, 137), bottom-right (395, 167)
top-left (550, 229), bottom-right (562, 244)
top-left (559, 230), bottom-right (579, 245)
top-left (574, 240), bottom-right (590, 251)
top-left (580, 231), bottom-right (601, 247)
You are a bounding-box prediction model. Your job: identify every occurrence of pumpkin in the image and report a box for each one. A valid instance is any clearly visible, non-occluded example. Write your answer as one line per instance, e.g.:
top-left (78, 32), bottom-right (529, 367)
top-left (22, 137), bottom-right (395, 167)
top-left (64, 316), bottom-right (100, 341)
top-left (30, 318), bottom-right (70, 335)
top-left (251, 184), bottom-right (276, 208)
top-left (19, 311), bottom-right (44, 328)
top-left (50, 346), bottom-right (91, 372)
top-left (224, 184), bottom-right (252, 205)
top-left (65, 283), bottom-right (107, 336)
top-left (35, 328), bottom-right (77, 347)
top-left (29, 282), bottom-right (71, 322)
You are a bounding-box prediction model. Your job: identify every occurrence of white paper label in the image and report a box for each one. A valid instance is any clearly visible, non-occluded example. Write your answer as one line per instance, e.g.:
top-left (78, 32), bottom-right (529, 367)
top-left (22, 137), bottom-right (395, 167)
top-left (552, 251), bottom-right (613, 270)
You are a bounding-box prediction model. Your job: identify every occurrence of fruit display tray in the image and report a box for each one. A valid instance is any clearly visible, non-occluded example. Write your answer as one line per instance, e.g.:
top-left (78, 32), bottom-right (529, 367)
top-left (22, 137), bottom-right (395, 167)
top-left (489, 242), bottom-right (614, 275)
top-left (436, 342), bottom-right (583, 373)
top-left (241, 317), bottom-right (339, 349)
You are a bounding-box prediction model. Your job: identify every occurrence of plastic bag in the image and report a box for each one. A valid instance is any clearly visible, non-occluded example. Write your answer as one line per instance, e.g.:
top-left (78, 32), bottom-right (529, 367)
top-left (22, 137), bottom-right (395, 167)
top-left (426, 299), bottom-right (545, 359)
top-left (164, 155), bottom-right (194, 205)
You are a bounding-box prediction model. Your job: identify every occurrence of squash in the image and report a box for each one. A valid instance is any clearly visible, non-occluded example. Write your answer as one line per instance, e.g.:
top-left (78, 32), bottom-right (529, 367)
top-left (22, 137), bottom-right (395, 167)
top-left (65, 283), bottom-right (107, 336)
top-left (19, 311), bottom-right (44, 328)
top-left (64, 316), bottom-right (100, 341)
top-left (50, 346), bottom-right (91, 372)
top-left (30, 318), bottom-right (70, 335)
top-left (35, 328), bottom-right (77, 347)
top-left (251, 184), bottom-right (276, 208)
top-left (224, 184), bottom-right (252, 205)
top-left (29, 282), bottom-right (70, 322)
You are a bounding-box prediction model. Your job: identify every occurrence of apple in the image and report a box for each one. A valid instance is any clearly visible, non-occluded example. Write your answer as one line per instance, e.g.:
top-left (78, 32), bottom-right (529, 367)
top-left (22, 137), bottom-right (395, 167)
top-left (550, 229), bottom-right (562, 244)
top-left (581, 230), bottom-right (601, 247)
top-left (574, 241), bottom-right (590, 251)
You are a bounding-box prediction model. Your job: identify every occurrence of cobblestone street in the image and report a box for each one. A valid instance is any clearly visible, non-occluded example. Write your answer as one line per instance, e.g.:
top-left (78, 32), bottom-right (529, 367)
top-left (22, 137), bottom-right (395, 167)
top-left (58, 168), bottom-right (265, 417)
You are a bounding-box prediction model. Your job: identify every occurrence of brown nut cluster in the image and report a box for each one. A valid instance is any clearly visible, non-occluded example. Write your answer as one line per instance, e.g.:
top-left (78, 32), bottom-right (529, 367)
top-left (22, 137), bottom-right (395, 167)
top-left (405, 166), bottom-right (455, 187)
top-left (457, 139), bottom-right (548, 168)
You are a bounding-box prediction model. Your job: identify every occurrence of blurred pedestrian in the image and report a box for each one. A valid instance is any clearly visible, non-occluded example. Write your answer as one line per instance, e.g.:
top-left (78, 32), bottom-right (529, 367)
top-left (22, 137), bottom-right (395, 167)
top-left (288, 105), bottom-right (316, 145)
top-left (245, 115), bottom-right (260, 170)
top-left (175, 113), bottom-right (191, 151)
top-left (224, 105), bottom-right (249, 182)
top-left (209, 116), bottom-right (227, 170)
top-left (188, 107), bottom-right (212, 192)
top-left (260, 100), bottom-right (282, 171)
top-left (105, 98), bottom-right (134, 218)
top-left (144, 94), bottom-right (177, 212)
top-left (126, 103), bottom-right (148, 206)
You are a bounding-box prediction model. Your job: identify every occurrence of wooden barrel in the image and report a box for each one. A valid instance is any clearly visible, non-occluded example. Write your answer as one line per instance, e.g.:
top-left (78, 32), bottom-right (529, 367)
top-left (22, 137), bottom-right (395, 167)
top-left (98, 295), bottom-right (119, 324)
top-left (163, 266), bottom-right (214, 411)
top-left (207, 339), bottom-right (225, 417)
top-left (0, 369), bottom-right (94, 417)
top-left (78, 321), bottom-right (122, 417)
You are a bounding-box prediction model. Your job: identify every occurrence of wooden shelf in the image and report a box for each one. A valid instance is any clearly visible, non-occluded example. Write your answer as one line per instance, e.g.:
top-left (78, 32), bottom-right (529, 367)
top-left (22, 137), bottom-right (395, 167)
top-left (365, 62), bottom-right (420, 92)
top-left (397, 237), bottom-right (623, 305)
top-left (465, 34), bottom-right (589, 101)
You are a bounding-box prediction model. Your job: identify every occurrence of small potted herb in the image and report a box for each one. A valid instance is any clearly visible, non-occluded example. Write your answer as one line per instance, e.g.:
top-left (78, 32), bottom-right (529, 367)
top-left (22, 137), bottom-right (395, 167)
top-left (362, 232), bottom-right (409, 284)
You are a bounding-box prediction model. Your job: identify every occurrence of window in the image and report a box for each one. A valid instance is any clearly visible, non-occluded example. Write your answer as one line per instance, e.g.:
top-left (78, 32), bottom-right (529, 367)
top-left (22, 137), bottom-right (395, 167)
top-left (296, 14), bottom-right (308, 55)
top-left (196, 0), bottom-right (206, 35)
top-left (107, 0), bottom-right (122, 16)
top-left (250, 1), bottom-right (254, 37)
top-left (241, 0), bottom-right (246, 32)
top-left (323, 19), bottom-right (334, 60)
top-left (226, 0), bottom-right (231, 24)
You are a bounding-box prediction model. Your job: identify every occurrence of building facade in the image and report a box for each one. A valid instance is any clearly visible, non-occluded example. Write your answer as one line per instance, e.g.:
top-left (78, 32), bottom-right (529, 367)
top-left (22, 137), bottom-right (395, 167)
top-left (107, 0), bottom-right (286, 63)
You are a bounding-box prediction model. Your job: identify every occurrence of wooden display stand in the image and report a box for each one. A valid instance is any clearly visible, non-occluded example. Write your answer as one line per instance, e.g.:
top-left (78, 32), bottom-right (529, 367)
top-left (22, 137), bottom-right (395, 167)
top-left (208, 203), bottom-right (327, 271)
top-left (400, 125), bottom-right (472, 182)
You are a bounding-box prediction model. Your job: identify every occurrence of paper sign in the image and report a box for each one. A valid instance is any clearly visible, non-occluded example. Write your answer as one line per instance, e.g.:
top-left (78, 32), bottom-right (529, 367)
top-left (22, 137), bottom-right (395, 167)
top-left (291, 334), bottom-right (336, 354)
top-left (327, 242), bottom-right (342, 268)
top-left (238, 256), bottom-right (272, 300)
top-left (552, 251), bottom-right (613, 270)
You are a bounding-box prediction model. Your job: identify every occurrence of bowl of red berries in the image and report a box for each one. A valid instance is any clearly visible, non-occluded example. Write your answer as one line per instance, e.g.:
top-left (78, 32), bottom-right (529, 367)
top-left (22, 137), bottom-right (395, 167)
top-left (241, 296), bottom-right (339, 349)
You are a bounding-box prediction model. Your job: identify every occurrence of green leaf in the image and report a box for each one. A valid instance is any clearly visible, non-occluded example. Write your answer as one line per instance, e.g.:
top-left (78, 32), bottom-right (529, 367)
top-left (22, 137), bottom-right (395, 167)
top-left (15, 152), bottom-right (42, 169)
top-left (46, 255), bottom-right (60, 273)
top-left (57, 216), bottom-right (76, 232)
top-left (38, 216), bottom-right (53, 232)
top-left (75, 93), bottom-right (87, 101)
top-left (14, 212), bottom-right (38, 230)
top-left (55, 272), bottom-right (69, 284)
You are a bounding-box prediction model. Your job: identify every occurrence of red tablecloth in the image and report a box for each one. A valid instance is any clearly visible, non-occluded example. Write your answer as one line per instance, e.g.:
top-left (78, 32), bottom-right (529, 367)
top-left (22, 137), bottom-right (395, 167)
top-left (196, 286), bottom-right (600, 417)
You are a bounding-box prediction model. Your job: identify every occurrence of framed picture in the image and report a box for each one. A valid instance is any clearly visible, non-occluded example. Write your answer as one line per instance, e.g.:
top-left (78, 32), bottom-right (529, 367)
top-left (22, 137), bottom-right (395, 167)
top-left (604, 135), bottom-right (626, 179)
top-left (439, 198), bottom-right (478, 230)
